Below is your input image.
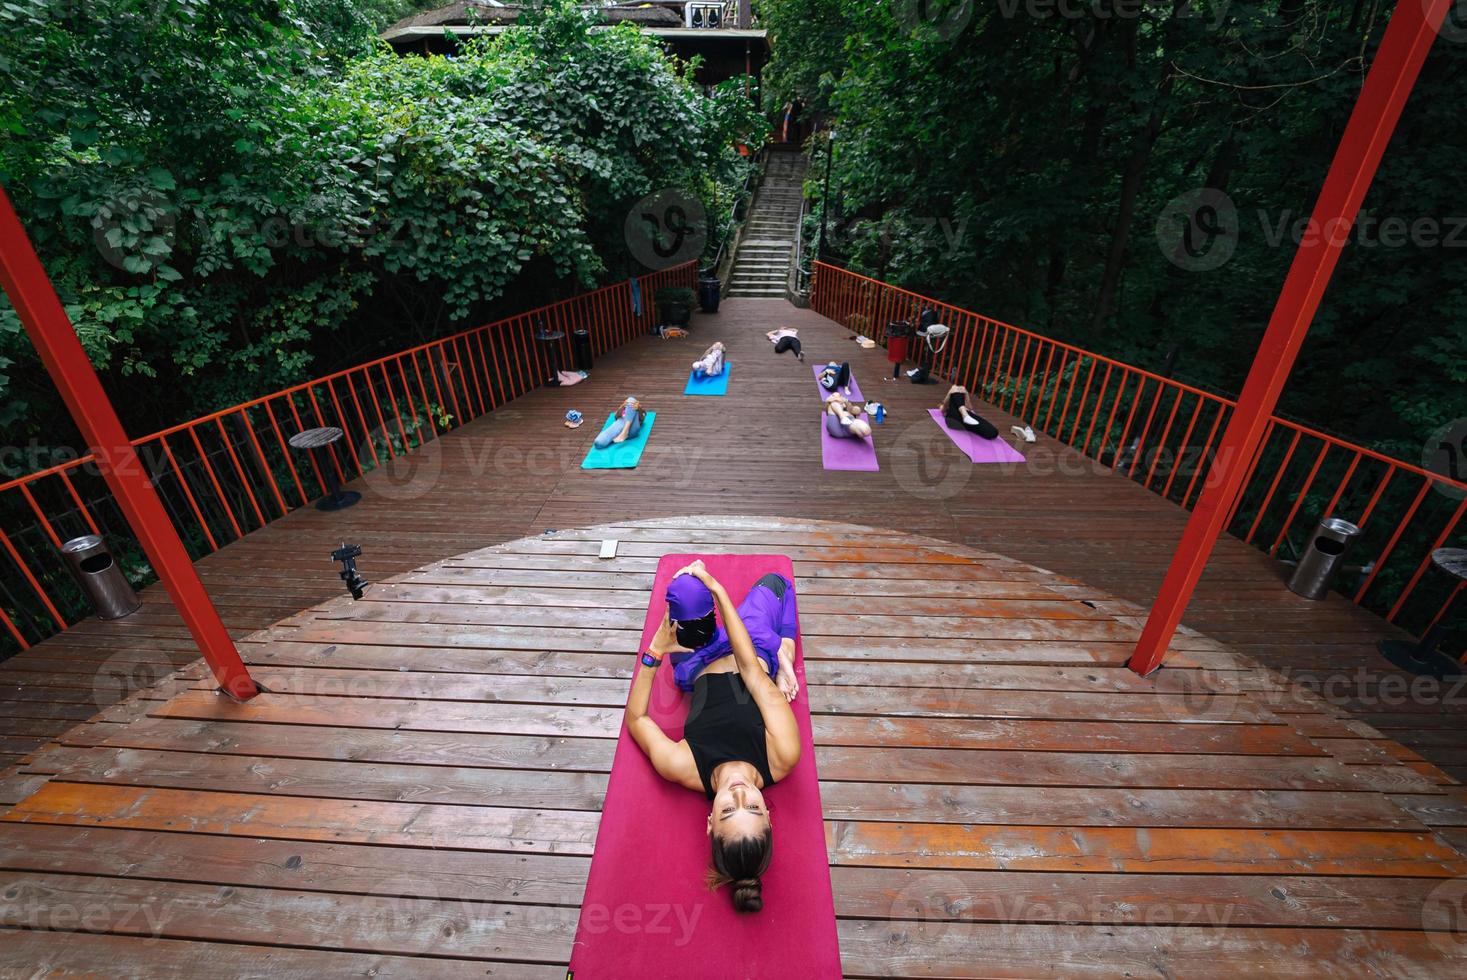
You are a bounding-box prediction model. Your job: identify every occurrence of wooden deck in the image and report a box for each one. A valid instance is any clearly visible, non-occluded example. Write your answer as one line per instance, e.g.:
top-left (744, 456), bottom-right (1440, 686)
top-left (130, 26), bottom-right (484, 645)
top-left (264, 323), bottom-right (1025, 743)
top-left (1, 517), bottom-right (1466, 974)
top-left (1, 297), bottom-right (1466, 973)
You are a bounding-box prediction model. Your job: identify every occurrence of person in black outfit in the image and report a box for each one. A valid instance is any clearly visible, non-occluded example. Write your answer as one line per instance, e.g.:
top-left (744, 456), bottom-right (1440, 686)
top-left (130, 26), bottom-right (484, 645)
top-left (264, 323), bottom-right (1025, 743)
top-left (624, 561), bottom-right (803, 914)
top-left (941, 384), bottom-right (999, 439)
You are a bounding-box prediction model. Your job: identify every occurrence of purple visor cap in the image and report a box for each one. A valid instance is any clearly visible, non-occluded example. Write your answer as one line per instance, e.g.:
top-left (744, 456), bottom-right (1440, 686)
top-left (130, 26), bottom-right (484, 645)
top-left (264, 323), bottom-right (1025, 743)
top-left (666, 574), bottom-right (714, 621)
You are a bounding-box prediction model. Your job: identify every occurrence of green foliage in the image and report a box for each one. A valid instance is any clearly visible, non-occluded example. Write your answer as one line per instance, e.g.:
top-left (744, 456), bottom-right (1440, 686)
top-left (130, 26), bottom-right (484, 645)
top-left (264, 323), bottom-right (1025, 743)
top-left (0, 0), bottom-right (762, 472)
top-left (654, 286), bottom-right (696, 306)
top-left (764, 0), bottom-right (1467, 457)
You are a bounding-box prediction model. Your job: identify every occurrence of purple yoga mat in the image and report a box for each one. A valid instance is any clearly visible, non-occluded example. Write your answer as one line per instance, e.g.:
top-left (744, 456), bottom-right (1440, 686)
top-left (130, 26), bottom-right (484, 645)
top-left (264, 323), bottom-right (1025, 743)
top-left (821, 413), bottom-right (879, 471)
top-left (811, 363), bottom-right (863, 403)
top-left (927, 408), bottom-right (1026, 464)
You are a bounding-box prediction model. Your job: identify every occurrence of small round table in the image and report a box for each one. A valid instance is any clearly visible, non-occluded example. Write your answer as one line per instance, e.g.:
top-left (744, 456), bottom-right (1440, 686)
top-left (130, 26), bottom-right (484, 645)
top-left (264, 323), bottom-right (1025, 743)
top-left (536, 326), bottom-right (565, 387)
top-left (289, 426), bottom-right (360, 511)
top-left (1377, 547), bottom-right (1466, 678)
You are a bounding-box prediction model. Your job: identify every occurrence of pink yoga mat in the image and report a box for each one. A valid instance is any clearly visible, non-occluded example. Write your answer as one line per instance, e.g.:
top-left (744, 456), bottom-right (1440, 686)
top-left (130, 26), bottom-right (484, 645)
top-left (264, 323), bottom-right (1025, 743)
top-left (569, 554), bottom-right (840, 980)
top-left (927, 408), bottom-right (1027, 464)
top-left (811, 362), bottom-right (863, 403)
top-left (820, 413), bottom-right (879, 471)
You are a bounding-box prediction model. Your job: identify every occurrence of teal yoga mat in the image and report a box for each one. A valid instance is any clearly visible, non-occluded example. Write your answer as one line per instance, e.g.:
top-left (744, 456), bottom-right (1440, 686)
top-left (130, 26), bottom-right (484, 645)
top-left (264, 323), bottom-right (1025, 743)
top-left (581, 410), bottom-right (656, 469)
top-left (683, 363), bottom-right (731, 396)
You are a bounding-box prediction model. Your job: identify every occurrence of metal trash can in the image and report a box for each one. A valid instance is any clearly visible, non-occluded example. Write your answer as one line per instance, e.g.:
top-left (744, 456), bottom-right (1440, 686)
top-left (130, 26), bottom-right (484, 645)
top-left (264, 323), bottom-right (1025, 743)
top-left (698, 273), bottom-right (721, 313)
top-left (60, 535), bottom-right (140, 619)
top-left (534, 318), bottom-right (564, 386)
top-left (1288, 517), bottom-right (1361, 600)
top-left (571, 328), bottom-right (594, 372)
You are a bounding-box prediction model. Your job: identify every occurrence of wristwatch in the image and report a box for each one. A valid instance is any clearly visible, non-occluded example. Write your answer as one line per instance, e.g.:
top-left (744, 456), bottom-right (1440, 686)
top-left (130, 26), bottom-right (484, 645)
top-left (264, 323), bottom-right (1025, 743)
top-left (640, 651), bottom-right (662, 669)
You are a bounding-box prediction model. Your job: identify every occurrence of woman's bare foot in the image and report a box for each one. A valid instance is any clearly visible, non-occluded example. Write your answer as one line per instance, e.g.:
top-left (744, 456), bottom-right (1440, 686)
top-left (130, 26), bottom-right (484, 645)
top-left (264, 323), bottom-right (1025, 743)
top-left (775, 646), bottom-right (799, 702)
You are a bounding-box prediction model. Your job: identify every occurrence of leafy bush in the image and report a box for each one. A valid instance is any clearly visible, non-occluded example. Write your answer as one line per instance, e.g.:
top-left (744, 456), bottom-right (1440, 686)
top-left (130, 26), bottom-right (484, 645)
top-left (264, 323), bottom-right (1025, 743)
top-left (0, 0), bottom-right (763, 471)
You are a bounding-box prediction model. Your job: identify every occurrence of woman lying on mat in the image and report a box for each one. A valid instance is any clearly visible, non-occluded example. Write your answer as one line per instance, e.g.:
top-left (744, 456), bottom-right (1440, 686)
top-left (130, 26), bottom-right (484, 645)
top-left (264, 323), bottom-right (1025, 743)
top-left (824, 392), bottom-right (872, 440)
top-left (692, 341), bottom-right (727, 378)
top-left (766, 327), bottom-right (802, 360)
top-left (624, 560), bottom-right (802, 914)
top-left (940, 384), bottom-right (998, 439)
top-left (593, 396), bottom-right (645, 449)
top-left (817, 360), bottom-right (853, 396)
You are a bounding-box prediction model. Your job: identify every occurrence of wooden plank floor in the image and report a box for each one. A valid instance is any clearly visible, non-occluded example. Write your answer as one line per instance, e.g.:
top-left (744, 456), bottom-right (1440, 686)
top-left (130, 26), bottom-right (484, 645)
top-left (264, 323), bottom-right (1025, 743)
top-left (0, 297), bottom-right (1463, 972)
top-left (1, 516), bottom-right (1465, 976)
top-left (1, 297), bottom-right (1460, 787)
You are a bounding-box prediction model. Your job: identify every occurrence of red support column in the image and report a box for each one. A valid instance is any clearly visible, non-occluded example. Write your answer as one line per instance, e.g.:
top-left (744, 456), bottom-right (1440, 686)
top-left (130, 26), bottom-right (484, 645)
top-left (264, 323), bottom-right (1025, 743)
top-left (1128, 0), bottom-right (1449, 676)
top-left (0, 186), bottom-right (259, 699)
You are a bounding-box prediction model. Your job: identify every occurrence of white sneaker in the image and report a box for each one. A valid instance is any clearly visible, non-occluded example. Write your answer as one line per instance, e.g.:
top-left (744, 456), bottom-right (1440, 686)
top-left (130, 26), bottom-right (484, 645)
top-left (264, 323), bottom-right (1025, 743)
top-left (1011, 425), bottom-right (1036, 443)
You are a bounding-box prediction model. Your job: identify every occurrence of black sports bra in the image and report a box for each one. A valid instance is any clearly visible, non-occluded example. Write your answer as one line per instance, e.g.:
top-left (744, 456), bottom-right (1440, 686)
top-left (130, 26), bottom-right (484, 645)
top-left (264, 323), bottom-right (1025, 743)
top-left (682, 672), bottom-right (775, 800)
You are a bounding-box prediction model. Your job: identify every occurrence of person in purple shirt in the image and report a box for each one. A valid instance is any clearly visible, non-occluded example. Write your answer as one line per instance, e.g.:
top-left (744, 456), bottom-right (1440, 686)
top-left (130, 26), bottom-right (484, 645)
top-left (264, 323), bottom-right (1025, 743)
top-left (664, 567), bottom-right (800, 701)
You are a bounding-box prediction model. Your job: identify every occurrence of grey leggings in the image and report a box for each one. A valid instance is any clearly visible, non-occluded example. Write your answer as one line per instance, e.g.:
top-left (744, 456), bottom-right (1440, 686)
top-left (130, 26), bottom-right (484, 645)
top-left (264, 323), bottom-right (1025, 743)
top-left (693, 348), bottom-right (725, 378)
top-left (824, 409), bottom-right (862, 439)
top-left (594, 409), bottom-right (643, 449)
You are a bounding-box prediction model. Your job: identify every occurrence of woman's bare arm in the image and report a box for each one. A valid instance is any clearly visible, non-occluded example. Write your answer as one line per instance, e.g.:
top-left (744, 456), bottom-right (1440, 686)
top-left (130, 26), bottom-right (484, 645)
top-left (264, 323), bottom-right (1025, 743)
top-left (624, 613), bottom-right (700, 790)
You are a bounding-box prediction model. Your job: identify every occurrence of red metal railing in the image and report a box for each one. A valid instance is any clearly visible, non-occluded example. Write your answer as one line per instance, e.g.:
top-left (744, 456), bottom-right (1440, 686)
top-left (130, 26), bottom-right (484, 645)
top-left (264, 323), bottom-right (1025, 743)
top-left (0, 262), bottom-right (695, 653)
top-left (811, 260), bottom-right (1466, 639)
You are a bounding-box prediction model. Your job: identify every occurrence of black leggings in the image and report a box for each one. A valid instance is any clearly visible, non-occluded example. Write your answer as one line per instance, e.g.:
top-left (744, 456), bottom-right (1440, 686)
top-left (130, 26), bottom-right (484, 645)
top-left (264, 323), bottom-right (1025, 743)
top-left (819, 361), bottom-right (850, 391)
top-left (774, 336), bottom-right (802, 357)
top-left (755, 572), bottom-right (788, 598)
top-left (945, 393), bottom-right (998, 439)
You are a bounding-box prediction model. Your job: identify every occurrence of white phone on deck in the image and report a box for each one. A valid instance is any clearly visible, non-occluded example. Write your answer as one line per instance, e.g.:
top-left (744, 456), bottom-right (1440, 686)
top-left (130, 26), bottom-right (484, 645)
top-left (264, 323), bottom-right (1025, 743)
top-left (599, 539), bottom-right (618, 559)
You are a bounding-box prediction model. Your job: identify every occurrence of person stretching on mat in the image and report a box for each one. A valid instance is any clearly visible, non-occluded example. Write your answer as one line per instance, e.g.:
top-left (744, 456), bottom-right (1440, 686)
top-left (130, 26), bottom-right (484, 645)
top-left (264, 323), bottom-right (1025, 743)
top-left (594, 396), bottom-right (645, 449)
top-left (624, 560), bottom-right (801, 914)
top-left (824, 392), bottom-right (872, 440)
top-left (766, 327), bottom-right (802, 361)
top-left (692, 341), bottom-right (727, 379)
top-left (940, 384), bottom-right (998, 439)
top-left (817, 360), bottom-right (853, 396)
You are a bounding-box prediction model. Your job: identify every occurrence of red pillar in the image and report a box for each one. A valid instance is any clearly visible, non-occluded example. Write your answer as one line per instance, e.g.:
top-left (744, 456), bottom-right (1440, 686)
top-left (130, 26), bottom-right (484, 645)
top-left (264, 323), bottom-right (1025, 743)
top-left (1129, 0), bottom-right (1450, 676)
top-left (0, 187), bottom-right (259, 699)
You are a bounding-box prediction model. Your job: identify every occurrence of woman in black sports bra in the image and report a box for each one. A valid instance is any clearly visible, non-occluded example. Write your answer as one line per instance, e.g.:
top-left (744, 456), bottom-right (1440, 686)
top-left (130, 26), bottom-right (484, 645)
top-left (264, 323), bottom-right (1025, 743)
top-left (623, 560), bottom-right (803, 914)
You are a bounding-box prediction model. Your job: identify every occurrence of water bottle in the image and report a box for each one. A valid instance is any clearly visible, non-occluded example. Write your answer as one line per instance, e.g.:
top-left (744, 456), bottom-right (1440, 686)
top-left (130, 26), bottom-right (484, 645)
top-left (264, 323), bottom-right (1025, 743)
top-left (873, 403), bottom-right (886, 425)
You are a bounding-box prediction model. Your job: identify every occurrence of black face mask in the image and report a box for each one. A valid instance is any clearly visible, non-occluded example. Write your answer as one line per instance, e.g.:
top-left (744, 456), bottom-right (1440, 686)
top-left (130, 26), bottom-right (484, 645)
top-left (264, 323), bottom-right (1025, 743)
top-left (675, 613), bottom-right (717, 650)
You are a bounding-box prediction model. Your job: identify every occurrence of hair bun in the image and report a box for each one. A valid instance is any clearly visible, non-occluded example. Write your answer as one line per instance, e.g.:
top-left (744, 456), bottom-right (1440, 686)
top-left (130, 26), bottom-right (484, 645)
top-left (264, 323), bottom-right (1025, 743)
top-left (732, 877), bottom-right (763, 914)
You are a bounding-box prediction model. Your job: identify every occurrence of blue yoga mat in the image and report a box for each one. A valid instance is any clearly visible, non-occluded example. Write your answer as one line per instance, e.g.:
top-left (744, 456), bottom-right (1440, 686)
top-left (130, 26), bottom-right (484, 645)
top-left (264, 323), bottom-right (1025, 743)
top-left (582, 411), bottom-right (657, 469)
top-left (684, 363), bottom-right (732, 396)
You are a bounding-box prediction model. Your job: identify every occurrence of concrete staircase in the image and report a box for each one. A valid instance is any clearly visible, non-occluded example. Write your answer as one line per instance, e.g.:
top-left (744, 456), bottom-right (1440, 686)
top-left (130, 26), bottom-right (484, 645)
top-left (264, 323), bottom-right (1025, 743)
top-left (727, 151), bottom-right (807, 298)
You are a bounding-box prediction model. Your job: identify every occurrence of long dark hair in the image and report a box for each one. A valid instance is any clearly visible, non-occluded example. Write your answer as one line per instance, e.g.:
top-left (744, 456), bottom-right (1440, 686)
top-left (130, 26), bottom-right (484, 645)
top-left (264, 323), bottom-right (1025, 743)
top-left (706, 827), bottom-right (772, 913)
